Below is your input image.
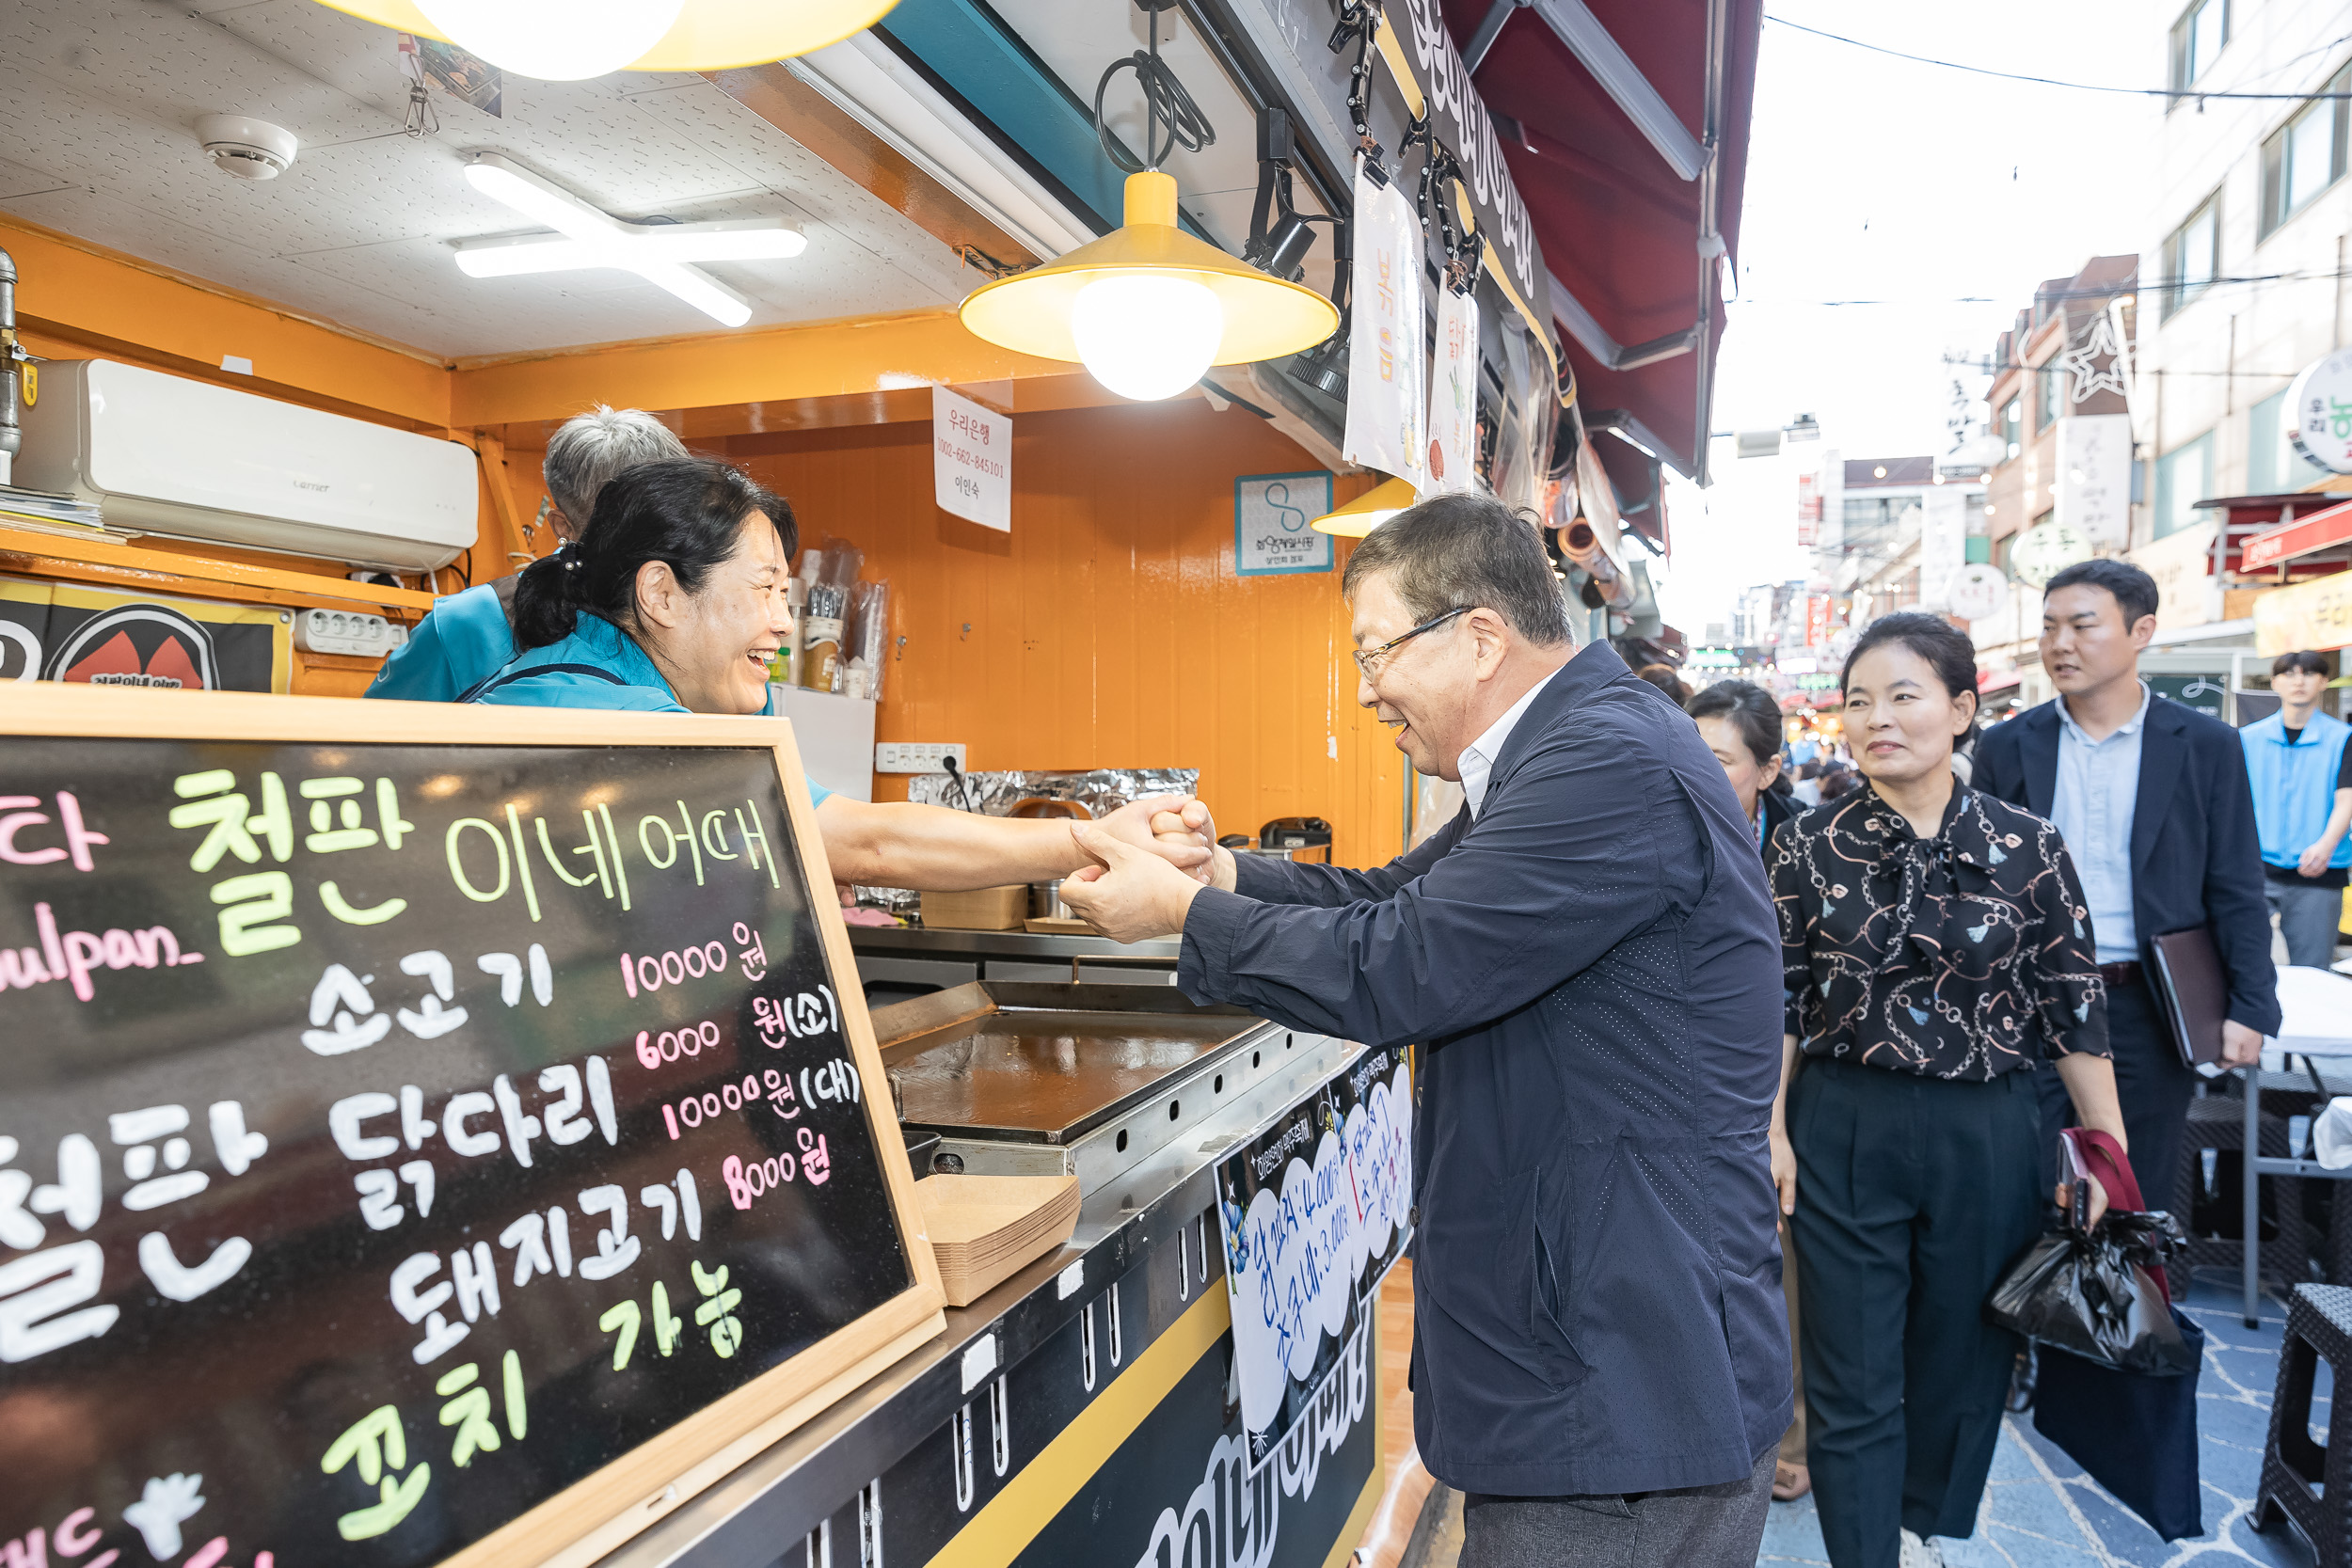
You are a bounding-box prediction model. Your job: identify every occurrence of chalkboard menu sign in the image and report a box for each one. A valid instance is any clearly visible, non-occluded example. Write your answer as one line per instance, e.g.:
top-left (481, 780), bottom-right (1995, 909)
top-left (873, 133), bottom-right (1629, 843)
top-left (0, 687), bottom-right (944, 1568)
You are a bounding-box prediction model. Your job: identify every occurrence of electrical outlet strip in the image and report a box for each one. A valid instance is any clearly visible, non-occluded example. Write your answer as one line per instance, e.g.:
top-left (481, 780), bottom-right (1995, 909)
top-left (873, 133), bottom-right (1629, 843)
top-left (875, 742), bottom-right (967, 773)
top-left (294, 608), bottom-right (407, 657)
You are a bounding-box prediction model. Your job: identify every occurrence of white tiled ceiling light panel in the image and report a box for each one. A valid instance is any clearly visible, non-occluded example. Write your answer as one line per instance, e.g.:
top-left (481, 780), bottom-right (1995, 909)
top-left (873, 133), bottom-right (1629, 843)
top-left (0, 0), bottom-right (980, 357)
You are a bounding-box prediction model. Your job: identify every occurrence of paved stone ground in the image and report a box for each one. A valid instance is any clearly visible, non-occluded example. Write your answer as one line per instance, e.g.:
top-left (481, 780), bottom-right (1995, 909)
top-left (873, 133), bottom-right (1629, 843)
top-left (1758, 1279), bottom-right (2327, 1568)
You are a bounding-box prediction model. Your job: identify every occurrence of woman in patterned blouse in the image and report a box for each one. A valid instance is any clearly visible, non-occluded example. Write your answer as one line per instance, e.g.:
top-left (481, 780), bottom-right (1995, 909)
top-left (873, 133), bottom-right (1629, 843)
top-left (1768, 612), bottom-right (2127, 1568)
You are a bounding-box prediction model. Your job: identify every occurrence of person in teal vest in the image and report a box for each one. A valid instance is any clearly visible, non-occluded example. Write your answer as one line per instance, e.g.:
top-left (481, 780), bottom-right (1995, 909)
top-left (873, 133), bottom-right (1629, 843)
top-left (469, 452), bottom-right (1210, 893)
top-left (2242, 649), bottom-right (2352, 969)
top-left (368, 405), bottom-right (688, 702)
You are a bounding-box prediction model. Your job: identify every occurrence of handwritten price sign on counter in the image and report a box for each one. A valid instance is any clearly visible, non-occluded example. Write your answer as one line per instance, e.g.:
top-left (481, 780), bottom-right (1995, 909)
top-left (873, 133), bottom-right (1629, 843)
top-left (0, 689), bottom-right (941, 1568)
top-left (1216, 1050), bottom-right (1412, 1471)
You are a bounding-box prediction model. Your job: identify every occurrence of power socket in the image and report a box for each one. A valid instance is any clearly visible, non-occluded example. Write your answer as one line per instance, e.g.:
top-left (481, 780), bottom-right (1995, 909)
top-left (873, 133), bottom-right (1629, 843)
top-left (876, 742), bottom-right (967, 774)
top-left (294, 608), bottom-right (407, 657)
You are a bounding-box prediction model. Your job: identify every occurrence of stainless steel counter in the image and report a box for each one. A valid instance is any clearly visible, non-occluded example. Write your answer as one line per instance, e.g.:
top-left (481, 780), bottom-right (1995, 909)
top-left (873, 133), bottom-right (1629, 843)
top-left (591, 992), bottom-right (1371, 1568)
top-left (848, 924), bottom-right (1183, 995)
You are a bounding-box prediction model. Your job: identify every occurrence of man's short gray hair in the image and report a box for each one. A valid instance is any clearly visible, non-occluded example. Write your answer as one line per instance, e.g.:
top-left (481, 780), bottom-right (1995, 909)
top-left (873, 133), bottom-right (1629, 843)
top-left (1340, 492), bottom-right (1571, 646)
top-left (542, 405), bottom-right (690, 528)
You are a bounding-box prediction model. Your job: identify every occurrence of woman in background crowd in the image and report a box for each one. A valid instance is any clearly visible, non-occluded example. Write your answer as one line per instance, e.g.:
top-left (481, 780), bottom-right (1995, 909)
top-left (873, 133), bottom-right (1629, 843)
top-left (1689, 677), bottom-right (1808, 1502)
top-left (1771, 613), bottom-right (2125, 1568)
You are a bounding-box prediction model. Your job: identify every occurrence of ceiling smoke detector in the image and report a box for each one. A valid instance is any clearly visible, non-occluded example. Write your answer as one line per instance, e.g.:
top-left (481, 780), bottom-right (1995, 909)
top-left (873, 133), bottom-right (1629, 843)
top-left (196, 115), bottom-right (298, 180)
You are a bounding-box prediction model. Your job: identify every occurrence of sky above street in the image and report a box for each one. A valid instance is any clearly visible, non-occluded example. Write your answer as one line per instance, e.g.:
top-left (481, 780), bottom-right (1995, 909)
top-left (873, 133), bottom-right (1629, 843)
top-left (1654, 0), bottom-right (2168, 639)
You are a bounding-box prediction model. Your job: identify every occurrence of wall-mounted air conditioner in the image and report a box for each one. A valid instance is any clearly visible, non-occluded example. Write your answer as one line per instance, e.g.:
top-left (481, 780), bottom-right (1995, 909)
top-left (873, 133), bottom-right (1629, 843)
top-left (15, 360), bottom-right (477, 575)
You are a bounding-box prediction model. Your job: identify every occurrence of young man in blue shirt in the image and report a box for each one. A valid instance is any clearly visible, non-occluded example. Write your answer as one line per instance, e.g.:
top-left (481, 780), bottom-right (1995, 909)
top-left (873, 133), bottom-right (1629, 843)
top-left (2243, 650), bottom-right (2352, 969)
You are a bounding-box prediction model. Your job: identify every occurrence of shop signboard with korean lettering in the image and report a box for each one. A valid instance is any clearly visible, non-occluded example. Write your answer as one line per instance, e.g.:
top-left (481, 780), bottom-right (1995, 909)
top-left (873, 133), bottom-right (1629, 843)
top-left (2054, 414), bottom-right (2132, 546)
top-left (1234, 472), bottom-right (1333, 576)
top-left (2255, 569), bottom-right (2352, 655)
top-left (1216, 1047), bottom-right (1411, 1474)
top-left (2289, 350), bottom-right (2352, 475)
top-left (2008, 520), bottom-right (2096, 589)
top-left (1919, 488), bottom-right (1967, 610)
top-left (0, 688), bottom-right (942, 1568)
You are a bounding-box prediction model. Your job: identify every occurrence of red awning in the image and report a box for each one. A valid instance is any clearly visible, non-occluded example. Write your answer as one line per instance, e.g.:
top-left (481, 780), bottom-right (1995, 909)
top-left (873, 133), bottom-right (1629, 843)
top-left (1448, 0), bottom-right (1763, 485)
top-left (2242, 498), bottom-right (2352, 571)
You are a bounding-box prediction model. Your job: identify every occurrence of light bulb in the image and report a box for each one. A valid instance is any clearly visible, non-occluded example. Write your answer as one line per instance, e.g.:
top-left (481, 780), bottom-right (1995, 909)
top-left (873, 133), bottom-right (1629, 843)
top-left (1070, 274), bottom-right (1223, 402)
top-left (415, 0), bottom-right (685, 80)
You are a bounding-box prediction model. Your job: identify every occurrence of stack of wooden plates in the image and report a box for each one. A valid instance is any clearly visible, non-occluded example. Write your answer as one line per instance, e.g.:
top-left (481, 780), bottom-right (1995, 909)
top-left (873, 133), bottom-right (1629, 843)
top-left (916, 1173), bottom-right (1082, 1307)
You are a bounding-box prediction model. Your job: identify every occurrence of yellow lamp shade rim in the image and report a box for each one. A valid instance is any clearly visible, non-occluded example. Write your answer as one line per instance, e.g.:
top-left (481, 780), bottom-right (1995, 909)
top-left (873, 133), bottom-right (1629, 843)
top-left (311, 0), bottom-right (898, 71)
top-left (1311, 477), bottom-right (1419, 537)
top-left (959, 220), bottom-right (1341, 368)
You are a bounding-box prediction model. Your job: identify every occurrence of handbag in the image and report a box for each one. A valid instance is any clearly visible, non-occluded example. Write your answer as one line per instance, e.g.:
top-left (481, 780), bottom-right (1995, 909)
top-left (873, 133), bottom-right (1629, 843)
top-left (2031, 1308), bottom-right (2206, 1541)
top-left (1984, 1130), bottom-right (2194, 1374)
top-left (1991, 1128), bottom-right (2205, 1541)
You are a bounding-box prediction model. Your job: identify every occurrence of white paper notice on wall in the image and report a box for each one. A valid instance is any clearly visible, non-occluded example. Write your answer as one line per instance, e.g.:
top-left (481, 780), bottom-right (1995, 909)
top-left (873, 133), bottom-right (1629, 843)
top-left (1425, 286), bottom-right (1479, 495)
top-left (1343, 163), bottom-right (1427, 488)
top-left (933, 384), bottom-right (1010, 532)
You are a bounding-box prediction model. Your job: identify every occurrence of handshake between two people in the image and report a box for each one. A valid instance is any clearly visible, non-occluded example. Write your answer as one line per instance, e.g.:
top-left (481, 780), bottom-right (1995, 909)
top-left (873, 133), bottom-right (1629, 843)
top-left (1062, 797), bottom-right (1236, 943)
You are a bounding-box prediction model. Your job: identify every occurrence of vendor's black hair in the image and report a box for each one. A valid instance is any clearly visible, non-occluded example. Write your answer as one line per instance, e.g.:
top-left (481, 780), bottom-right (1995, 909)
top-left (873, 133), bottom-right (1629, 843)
top-left (1686, 679), bottom-right (1783, 769)
top-left (512, 457), bottom-right (795, 652)
top-left (2274, 649), bottom-right (2331, 676)
top-left (1839, 611), bottom-right (1980, 745)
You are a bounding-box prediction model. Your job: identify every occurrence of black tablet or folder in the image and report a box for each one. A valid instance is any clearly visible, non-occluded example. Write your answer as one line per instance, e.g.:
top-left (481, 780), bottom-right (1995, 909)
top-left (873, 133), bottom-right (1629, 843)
top-left (2149, 927), bottom-right (2229, 1067)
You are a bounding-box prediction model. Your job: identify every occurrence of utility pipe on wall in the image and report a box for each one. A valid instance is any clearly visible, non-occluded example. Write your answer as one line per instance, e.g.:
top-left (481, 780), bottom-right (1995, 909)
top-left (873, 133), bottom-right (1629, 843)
top-left (1558, 517), bottom-right (1633, 608)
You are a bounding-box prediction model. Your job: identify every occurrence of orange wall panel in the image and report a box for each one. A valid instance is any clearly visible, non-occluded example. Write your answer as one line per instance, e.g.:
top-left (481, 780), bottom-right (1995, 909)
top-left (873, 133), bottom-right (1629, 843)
top-left (739, 402), bottom-right (1406, 868)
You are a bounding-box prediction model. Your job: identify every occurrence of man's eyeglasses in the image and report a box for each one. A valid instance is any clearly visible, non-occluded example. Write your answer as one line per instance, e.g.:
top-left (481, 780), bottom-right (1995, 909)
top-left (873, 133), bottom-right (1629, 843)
top-left (1352, 607), bottom-right (1471, 679)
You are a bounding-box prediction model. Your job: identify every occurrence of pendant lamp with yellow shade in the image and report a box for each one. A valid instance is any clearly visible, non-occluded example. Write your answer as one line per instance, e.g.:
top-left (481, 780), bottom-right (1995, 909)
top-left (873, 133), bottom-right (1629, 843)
top-left (313, 0), bottom-right (894, 79)
top-left (955, 8), bottom-right (1339, 400)
top-left (1311, 476), bottom-right (1417, 537)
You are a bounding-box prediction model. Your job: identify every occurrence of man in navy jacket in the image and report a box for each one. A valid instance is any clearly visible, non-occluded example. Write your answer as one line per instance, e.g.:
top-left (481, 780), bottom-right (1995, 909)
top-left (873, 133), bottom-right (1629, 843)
top-left (1062, 496), bottom-right (1789, 1567)
top-left (1973, 558), bottom-right (2278, 1207)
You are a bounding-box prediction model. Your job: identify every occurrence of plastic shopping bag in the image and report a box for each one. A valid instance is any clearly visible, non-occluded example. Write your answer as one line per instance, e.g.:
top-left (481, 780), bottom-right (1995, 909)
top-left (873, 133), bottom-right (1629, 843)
top-left (1984, 1128), bottom-right (2196, 1376)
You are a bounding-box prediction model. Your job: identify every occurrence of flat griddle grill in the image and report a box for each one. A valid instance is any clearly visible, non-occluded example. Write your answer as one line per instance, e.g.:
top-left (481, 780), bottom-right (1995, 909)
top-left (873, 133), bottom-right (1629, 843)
top-left (873, 982), bottom-right (1265, 1146)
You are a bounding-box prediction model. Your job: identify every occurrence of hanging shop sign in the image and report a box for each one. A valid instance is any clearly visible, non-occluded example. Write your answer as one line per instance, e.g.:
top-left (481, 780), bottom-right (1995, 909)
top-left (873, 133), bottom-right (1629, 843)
top-left (1425, 287), bottom-right (1481, 495)
top-left (1234, 472), bottom-right (1335, 576)
top-left (1343, 166), bottom-right (1428, 487)
top-left (2255, 569), bottom-right (2352, 655)
top-left (1795, 473), bottom-right (1820, 547)
top-left (1217, 1048), bottom-right (1412, 1472)
top-left (2007, 520), bottom-right (2095, 589)
top-left (0, 578), bottom-right (291, 691)
top-left (1949, 562), bottom-right (2009, 623)
top-left (0, 687), bottom-right (942, 1568)
top-left (2054, 414), bottom-right (2132, 546)
top-left (1380, 0), bottom-right (1556, 372)
top-left (1919, 488), bottom-right (1968, 611)
top-left (2288, 350), bottom-right (2352, 475)
top-left (932, 385), bottom-right (1010, 532)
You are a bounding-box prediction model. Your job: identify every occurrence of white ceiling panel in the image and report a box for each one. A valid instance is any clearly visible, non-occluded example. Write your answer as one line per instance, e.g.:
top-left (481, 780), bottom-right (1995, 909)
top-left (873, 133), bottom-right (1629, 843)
top-left (0, 0), bottom-right (981, 359)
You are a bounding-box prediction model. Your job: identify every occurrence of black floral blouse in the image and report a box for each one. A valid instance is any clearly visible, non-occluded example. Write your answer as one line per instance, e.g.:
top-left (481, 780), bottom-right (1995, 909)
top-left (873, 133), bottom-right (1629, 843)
top-left (1770, 783), bottom-right (2109, 1079)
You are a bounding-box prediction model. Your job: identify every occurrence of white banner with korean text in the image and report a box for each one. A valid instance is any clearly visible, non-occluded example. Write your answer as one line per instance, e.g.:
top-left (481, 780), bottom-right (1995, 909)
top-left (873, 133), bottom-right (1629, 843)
top-left (1343, 166), bottom-right (1427, 489)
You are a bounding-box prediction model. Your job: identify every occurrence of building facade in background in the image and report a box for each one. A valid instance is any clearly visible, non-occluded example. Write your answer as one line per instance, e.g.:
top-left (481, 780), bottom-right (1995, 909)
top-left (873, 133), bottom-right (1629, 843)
top-left (1971, 256), bottom-right (2140, 705)
top-left (2124, 0), bottom-right (2352, 701)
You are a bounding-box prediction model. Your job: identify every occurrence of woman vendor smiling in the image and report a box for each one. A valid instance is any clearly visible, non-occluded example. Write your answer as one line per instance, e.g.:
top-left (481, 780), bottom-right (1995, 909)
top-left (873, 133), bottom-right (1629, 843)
top-left (463, 454), bottom-right (1207, 892)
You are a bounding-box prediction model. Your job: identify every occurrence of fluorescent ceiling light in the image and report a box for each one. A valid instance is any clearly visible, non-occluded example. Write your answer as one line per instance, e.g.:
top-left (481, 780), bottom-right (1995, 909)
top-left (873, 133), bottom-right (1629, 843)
top-left (454, 219), bottom-right (808, 276)
top-left (454, 153), bottom-right (803, 327)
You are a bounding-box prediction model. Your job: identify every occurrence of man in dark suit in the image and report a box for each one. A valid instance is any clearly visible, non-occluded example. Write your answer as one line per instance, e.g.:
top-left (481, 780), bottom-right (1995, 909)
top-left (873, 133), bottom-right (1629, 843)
top-left (1062, 495), bottom-right (1790, 1568)
top-left (1973, 558), bottom-right (2278, 1204)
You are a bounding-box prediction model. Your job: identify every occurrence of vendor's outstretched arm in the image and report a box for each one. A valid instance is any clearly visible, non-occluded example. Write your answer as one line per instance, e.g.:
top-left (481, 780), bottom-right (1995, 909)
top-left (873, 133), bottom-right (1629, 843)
top-left (1086, 748), bottom-right (1684, 1047)
top-left (817, 793), bottom-right (1208, 891)
top-left (1151, 800), bottom-right (1462, 908)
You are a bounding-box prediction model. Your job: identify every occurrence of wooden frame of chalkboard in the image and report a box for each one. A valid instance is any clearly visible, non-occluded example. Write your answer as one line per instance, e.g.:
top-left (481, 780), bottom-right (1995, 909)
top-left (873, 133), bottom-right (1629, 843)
top-left (0, 684), bottom-right (945, 1568)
